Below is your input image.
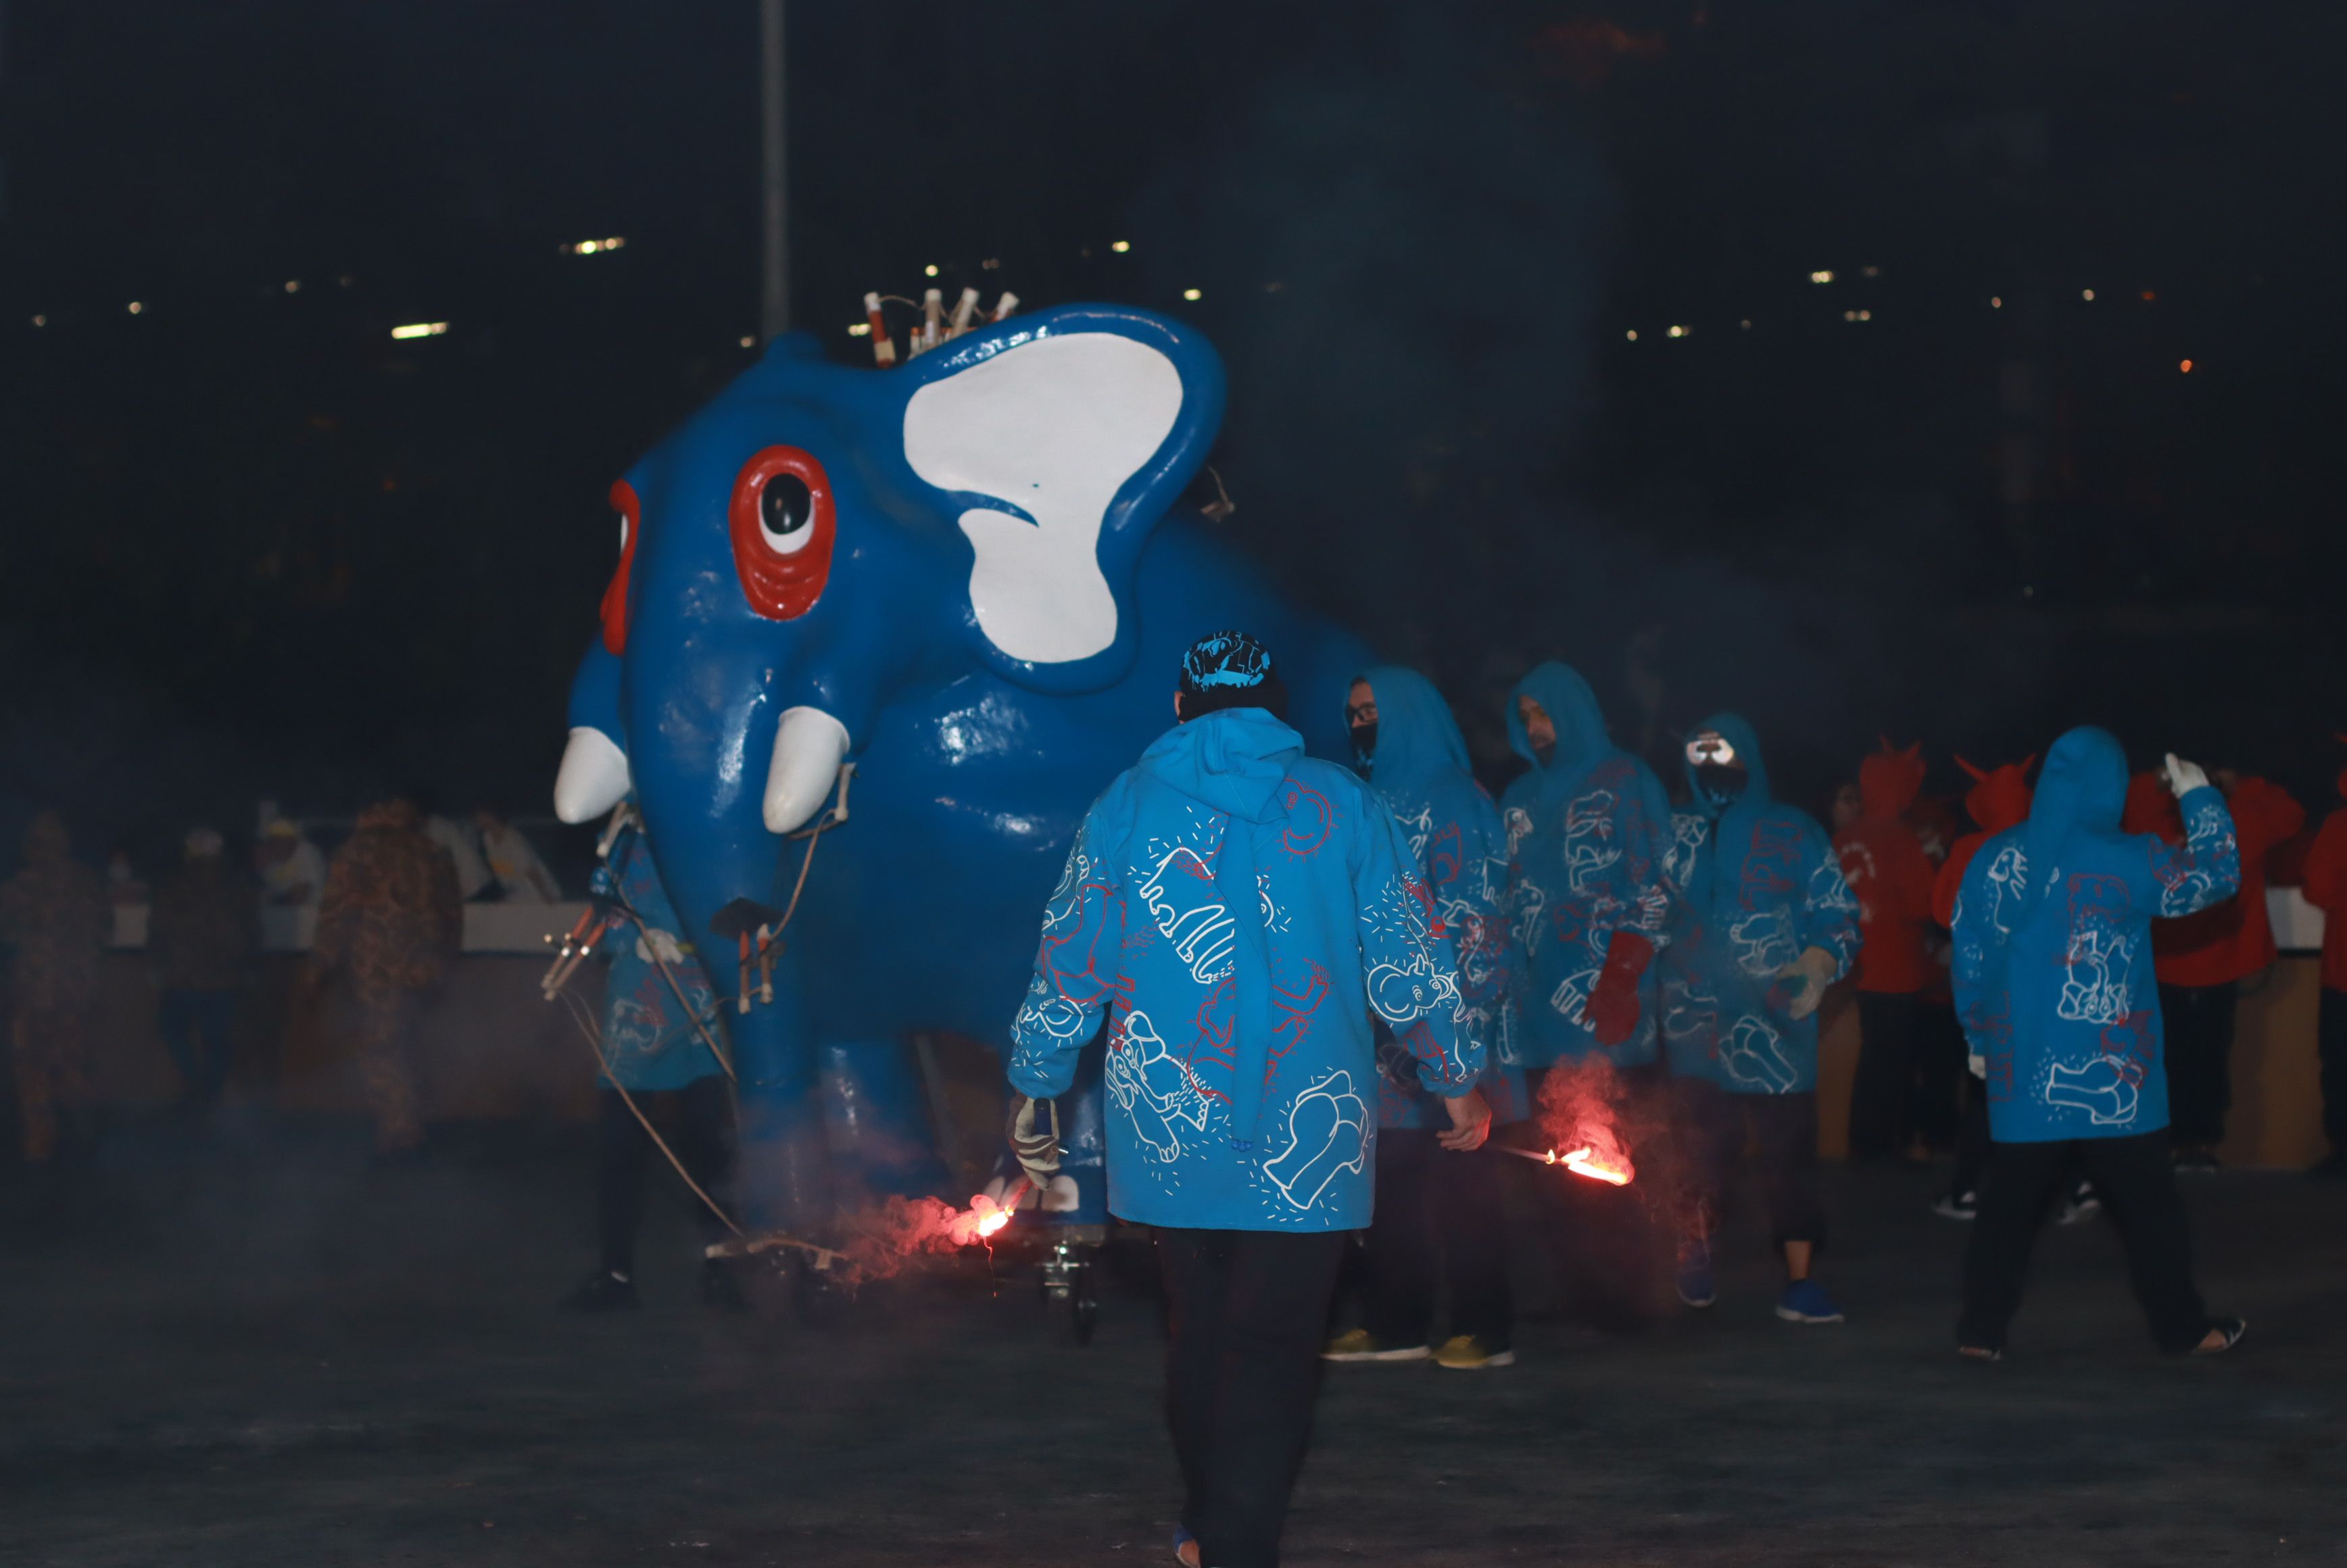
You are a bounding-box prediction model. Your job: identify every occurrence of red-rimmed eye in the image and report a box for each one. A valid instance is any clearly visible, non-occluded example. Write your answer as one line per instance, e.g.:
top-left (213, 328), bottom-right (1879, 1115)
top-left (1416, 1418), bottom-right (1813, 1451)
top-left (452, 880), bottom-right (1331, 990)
top-left (729, 445), bottom-right (837, 620)
top-left (600, 479), bottom-right (639, 654)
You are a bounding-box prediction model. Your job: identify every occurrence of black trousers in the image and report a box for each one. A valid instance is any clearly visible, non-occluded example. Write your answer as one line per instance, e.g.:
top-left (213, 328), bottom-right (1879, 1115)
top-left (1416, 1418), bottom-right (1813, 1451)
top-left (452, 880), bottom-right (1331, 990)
top-left (1159, 1227), bottom-right (1349, 1568)
top-left (1848, 990), bottom-right (1920, 1160)
top-left (596, 1077), bottom-right (735, 1277)
top-left (1958, 1129), bottom-right (2211, 1354)
top-left (1952, 1075), bottom-right (1991, 1196)
top-left (1358, 1129), bottom-right (1512, 1350)
top-left (2160, 982), bottom-right (2237, 1149)
top-left (2322, 987), bottom-right (2347, 1155)
top-left (159, 988), bottom-right (239, 1102)
top-left (1912, 1000), bottom-right (1968, 1150)
top-left (1674, 1079), bottom-right (1827, 1251)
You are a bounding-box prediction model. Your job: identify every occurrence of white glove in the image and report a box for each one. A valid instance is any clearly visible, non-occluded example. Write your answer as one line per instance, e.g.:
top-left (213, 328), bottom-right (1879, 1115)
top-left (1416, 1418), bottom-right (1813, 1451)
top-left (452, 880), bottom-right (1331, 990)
top-left (1775, 946), bottom-right (1839, 1022)
top-left (1968, 1052), bottom-right (1987, 1081)
top-left (1006, 1096), bottom-right (1061, 1192)
top-left (2162, 753), bottom-right (2210, 798)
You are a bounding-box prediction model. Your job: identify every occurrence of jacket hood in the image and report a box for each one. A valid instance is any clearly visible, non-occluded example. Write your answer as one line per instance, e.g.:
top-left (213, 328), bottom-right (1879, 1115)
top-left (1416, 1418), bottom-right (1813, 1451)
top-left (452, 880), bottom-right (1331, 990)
top-left (1352, 665), bottom-right (1470, 804)
top-left (2121, 769), bottom-right (2183, 845)
top-left (1859, 741), bottom-right (1925, 820)
top-left (2016, 727), bottom-right (2128, 913)
top-left (1506, 661), bottom-right (1609, 773)
top-left (1682, 710), bottom-right (1772, 818)
top-left (1955, 754), bottom-right (2034, 835)
top-left (1136, 708), bottom-right (1305, 825)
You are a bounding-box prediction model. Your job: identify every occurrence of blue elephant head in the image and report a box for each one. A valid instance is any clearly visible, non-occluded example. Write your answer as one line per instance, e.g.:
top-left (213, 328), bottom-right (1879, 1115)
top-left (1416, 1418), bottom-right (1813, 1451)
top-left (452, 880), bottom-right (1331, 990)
top-left (554, 305), bottom-right (1228, 952)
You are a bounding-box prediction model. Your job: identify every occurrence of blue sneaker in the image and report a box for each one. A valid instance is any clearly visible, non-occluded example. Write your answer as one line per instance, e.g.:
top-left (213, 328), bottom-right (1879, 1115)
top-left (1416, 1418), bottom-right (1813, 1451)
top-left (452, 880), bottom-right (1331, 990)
top-left (1776, 1279), bottom-right (1845, 1323)
top-left (1676, 1238), bottom-right (1718, 1308)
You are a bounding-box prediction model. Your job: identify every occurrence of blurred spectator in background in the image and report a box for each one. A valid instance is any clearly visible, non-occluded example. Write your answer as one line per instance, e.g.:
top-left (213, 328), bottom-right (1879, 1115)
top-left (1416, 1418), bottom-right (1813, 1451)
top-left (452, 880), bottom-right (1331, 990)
top-left (0, 811), bottom-right (110, 1162)
top-left (105, 844), bottom-right (148, 908)
top-left (476, 808), bottom-right (562, 902)
top-left (255, 809), bottom-right (324, 908)
top-left (420, 795), bottom-right (492, 901)
top-left (314, 796), bottom-right (462, 1153)
top-left (2296, 754), bottom-right (2347, 1178)
top-left (1836, 741), bottom-right (1942, 1162)
top-left (2123, 766), bottom-right (2304, 1172)
top-left (148, 828), bottom-right (260, 1106)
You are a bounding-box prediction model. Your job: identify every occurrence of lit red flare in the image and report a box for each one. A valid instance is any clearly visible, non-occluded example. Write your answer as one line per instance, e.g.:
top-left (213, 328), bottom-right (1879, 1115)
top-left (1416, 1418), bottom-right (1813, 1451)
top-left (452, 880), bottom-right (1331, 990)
top-left (952, 1177), bottom-right (1034, 1246)
top-left (1496, 1143), bottom-right (1634, 1185)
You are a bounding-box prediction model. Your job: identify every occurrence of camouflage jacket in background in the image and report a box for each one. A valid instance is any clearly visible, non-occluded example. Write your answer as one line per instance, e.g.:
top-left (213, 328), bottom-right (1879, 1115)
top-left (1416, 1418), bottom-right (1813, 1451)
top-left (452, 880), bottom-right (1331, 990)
top-left (316, 803), bottom-right (462, 992)
top-left (0, 817), bottom-right (110, 1012)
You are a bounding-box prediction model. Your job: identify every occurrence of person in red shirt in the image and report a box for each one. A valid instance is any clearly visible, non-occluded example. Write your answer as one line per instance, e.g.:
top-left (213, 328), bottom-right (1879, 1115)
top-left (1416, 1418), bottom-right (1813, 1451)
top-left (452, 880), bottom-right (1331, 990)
top-left (1835, 741), bottom-right (1942, 1162)
top-left (2121, 767), bottom-right (2305, 1172)
top-left (2294, 752), bottom-right (2347, 1177)
top-left (1929, 755), bottom-right (2034, 1219)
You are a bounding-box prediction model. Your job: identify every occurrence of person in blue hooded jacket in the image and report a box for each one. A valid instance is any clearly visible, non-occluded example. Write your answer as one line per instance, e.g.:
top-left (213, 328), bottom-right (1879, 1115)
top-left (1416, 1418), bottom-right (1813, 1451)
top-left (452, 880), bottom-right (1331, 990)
top-left (1007, 632), bottom-right (1487, 1568)
top-left (1499, 662), bottom-right (1678, 1069)
top-left (1322, 666), bottom-right (1524, 1372)
top-left (1950, 729), bottom-right (2247, 1359)
top-left (1660, 713), bottom-right (1860, 1325)
top-left (564, 806), bottom-right (740, 1314)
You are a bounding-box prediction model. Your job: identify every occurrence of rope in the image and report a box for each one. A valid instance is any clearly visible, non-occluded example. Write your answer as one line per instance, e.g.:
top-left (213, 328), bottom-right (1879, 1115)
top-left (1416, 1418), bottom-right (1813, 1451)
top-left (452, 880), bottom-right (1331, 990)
top-left (556, 988), bottom-right (742, 1237)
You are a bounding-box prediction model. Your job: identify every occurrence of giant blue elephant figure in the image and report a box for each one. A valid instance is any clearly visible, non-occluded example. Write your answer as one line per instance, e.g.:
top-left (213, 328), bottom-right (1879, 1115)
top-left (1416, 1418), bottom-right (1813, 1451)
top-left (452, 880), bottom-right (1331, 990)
top-left (552, 304), bottom-right (1370, 1234)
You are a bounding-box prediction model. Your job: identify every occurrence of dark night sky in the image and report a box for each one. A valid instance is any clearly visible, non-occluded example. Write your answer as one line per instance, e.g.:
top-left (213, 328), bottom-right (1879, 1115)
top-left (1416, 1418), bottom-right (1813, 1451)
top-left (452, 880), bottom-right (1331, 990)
top-left (4, 0), bottom-right (2344, 863)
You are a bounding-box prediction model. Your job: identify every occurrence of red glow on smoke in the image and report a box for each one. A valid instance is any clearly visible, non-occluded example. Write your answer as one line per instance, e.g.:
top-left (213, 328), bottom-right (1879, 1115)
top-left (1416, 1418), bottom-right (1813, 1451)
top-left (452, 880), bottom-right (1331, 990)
top-left (1537, 1056), bottom-right (1638, 1187)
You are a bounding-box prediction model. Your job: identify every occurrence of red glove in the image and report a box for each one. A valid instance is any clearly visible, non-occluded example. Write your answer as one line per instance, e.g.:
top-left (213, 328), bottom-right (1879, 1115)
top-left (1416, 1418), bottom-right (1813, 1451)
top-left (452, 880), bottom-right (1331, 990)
top-left (1586, 930), bottom-right (1655, 1047)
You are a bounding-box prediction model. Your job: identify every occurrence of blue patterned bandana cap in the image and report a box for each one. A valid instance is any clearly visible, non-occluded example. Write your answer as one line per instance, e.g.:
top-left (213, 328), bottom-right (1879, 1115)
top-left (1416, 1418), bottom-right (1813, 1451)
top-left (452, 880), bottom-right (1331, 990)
top-left (1180, 630), bottom-right (1274, 694)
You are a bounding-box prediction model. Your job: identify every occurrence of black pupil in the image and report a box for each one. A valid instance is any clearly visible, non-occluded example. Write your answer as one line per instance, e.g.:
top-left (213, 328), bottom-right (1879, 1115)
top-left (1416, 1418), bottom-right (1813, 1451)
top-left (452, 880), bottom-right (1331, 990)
top-left (761, 473), bottom-right (813, 537)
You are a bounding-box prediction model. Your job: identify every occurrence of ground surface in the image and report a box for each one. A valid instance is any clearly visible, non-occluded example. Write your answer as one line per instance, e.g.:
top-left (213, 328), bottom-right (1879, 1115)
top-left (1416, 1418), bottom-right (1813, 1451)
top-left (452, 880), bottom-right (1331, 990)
top-left (1, 1114), bottom-right (2341, 1567)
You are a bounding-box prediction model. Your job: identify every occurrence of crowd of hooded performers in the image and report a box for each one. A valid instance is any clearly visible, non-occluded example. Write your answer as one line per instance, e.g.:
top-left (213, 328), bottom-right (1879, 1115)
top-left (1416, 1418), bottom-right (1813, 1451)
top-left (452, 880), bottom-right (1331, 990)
top-left (988, 630), bottom-right (2275, 1568)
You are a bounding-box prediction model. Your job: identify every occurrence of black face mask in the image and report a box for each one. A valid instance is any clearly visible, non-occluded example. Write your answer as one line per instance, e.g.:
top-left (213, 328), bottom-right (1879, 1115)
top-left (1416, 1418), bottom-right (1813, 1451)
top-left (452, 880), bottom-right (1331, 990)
top-left (1351, 722), bottom-right (1378, 773)
top-left (1694, 762), bottom-right (1748, 809)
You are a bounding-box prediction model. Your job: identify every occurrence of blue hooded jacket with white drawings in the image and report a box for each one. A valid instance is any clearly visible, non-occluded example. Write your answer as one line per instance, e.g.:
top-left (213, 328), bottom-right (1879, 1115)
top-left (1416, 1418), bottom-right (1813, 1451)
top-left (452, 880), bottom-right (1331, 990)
top-left (1951, 726), bottom-right (2238, 1142)
top-left (1659, 712), bottom-right (1859, 1096)
top-left (1007, 706), bottom-right (1479, 1231)
top-left (1497, 662), bottom-right (1678, 1069)
top-left (592, 820), bottom-right (729, 1092)
top-left (1351, 666), bottom-right (1528, 1129)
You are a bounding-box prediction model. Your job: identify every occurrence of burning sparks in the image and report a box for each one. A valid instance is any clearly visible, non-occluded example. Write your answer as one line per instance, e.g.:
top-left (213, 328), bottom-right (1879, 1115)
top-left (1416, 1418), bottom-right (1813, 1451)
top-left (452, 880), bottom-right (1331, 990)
top-left (1497, 1144), bottom-right (1634, 1186)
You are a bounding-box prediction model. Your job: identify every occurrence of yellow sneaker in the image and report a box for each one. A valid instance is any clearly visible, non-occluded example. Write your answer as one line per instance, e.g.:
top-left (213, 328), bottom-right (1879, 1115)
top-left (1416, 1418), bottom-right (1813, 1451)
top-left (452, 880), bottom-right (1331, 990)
top-left (1322, 1327), bottom-right (1430, 1363)
top-left (1433, 1334), bottom-right (1516, 1370)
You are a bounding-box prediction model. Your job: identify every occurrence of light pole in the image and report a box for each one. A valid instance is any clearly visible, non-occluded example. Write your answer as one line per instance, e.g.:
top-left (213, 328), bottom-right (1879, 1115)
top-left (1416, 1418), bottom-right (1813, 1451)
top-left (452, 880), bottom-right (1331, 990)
top-left (759, 0), bottom-right (789, 341)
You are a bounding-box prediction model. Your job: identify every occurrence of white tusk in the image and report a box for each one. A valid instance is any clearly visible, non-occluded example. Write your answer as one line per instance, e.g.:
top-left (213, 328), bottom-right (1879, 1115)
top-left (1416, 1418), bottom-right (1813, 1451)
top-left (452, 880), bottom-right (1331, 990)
top-left (553, 727), bottom-right (632, 824)
top-left (763, 706), bottom-right (850, 835)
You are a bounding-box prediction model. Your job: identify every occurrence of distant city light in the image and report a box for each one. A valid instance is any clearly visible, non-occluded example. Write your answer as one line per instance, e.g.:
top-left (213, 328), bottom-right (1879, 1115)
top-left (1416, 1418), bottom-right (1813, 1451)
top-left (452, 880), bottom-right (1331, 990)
top-left (2081, 288), bottom-right (2096, 301)
top-left (1842, 310), bottom-right (1858, 322)
top-left (1739, 318), bottom-right (1752, 330)
top-left (1859, 309), bottom-right (1872, 320)
top-left (389, 321), bottom-right (447, 340)
top-left (563, 237), bottom-right (627, 256)
top-left (2179, 358), bottom-right (2194, 374)
top-left (284, 279), bottom-right (301, 294)
top-left (848, 322), bottom-right (871, 337)
top-left (1990, 295), bottom-right (2003, 309)
top-left (127, 301), bottom-right (144, 315)
top-left (1111, 240), bottom-right (1132, 253)
top-left (1861, 265), bottom-right (1881, 278)
top-left (1182, 288), bottom-right (1203, 301)
top-left (739, 335), bottom-right (755, 348)
top-left (923, 264), bottom-right (939, 277)
top-left (338, 275), bottom-right (356, 288)
top-left (2140, 288), bottom-right (2157, 301)
top-left (1809, 270), bottom-right (1834, 285)
top-left (981, 258), bottom-right (1001, 270)
top-left (1666, 324), bottom-right (1689, 339)
top-left (30, 314), bottom-right (45, 327)
top-left (1624, 329), bottom-right (1639, 341)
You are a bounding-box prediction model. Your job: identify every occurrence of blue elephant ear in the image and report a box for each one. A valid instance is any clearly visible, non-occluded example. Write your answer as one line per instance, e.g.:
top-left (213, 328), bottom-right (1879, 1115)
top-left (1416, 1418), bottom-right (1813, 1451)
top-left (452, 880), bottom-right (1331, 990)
top-left (898, 305), bottom-right (1226, 693)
